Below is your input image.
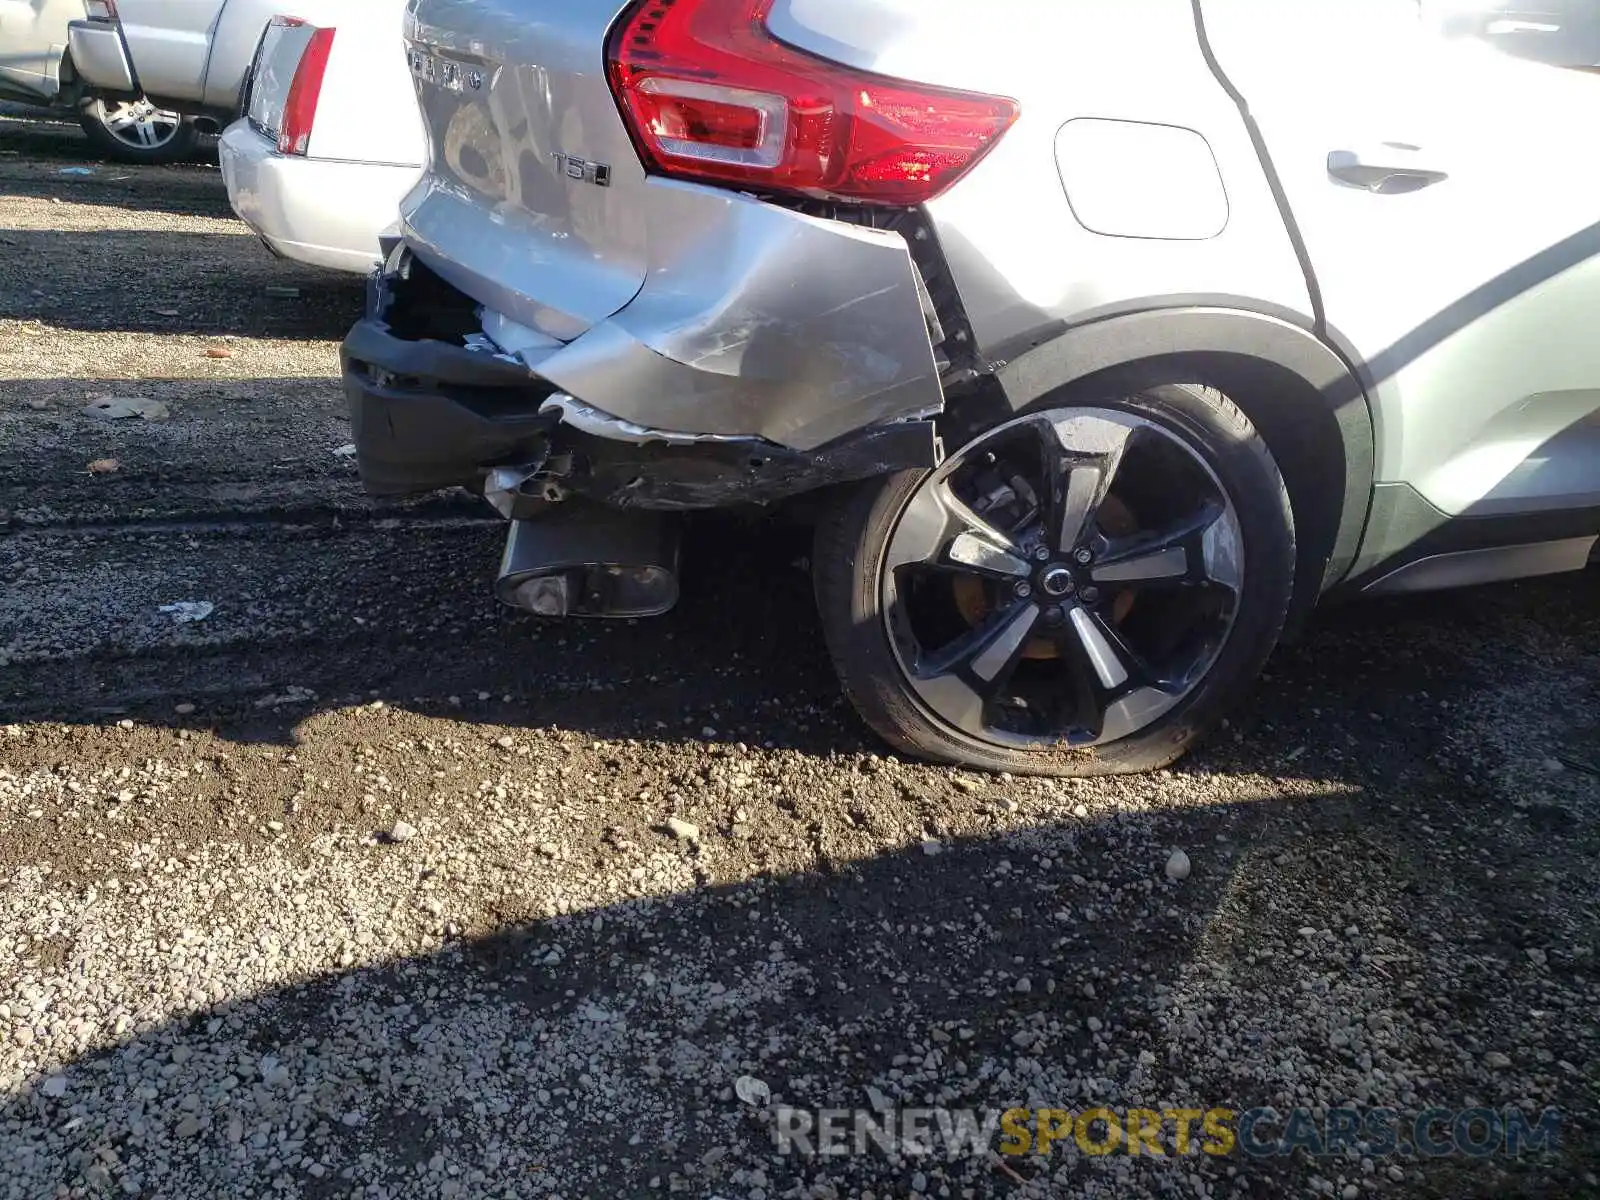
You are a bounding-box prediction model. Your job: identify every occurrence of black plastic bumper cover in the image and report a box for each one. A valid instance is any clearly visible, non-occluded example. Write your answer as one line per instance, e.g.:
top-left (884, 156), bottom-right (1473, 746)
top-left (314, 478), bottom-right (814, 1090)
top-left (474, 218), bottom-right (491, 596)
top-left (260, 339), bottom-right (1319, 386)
top-left (342, 318), bottom-right (557, 495)
top-left (341, 317), bottom-right (941, 508)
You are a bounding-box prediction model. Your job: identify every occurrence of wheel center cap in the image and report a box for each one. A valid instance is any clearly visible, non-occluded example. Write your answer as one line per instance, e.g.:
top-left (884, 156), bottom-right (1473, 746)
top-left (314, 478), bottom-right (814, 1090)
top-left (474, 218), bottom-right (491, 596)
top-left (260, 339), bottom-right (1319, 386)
top-left (1040, 566), bottom-right (1076, 597)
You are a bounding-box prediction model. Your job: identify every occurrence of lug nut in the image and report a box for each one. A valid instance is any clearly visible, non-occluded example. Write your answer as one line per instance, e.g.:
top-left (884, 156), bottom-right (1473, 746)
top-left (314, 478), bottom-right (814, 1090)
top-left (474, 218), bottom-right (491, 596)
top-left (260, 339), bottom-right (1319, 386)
top-left (1073, 547), bottom-right (1094, 565)
top-left (1080, 586), bottom-right (1100, 604)
top-left (1032, 545), bottom-right (1051, 562)
top-left (1042, 605), bottom-right (1065, 627)
top-left (1014, 582), bottom-right (1033, 599)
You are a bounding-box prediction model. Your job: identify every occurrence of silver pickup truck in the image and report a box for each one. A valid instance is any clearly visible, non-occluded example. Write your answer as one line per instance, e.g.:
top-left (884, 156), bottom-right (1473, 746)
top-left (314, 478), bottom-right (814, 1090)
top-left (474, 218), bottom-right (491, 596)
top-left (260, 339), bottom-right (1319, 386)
top-left (0, 0), bottom-right (197, 160)
top-left (63, 0), bottom-right (344, 160)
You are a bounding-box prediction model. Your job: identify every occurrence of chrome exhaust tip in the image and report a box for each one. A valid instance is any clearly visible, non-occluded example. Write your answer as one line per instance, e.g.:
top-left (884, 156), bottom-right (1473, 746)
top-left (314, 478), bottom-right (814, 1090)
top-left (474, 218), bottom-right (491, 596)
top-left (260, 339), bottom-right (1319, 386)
top-left (495, 503), bottom-right (680, 619)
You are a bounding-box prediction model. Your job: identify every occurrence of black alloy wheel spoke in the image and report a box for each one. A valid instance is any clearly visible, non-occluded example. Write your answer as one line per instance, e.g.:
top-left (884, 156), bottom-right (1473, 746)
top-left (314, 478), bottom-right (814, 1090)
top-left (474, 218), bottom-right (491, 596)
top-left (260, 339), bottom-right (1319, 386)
top-left (887, 480), bottom-right (1031, 583)
top-left (1090, 502), bottom-right (1230, 592)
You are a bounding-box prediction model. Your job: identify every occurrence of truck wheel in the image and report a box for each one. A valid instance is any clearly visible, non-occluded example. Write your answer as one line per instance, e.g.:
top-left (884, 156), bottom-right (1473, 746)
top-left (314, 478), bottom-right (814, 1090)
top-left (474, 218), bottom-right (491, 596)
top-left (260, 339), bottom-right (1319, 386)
top-left (79, 99), bottom-right (200, 164)
top-left (813, 384), bottom-right (1296, 776)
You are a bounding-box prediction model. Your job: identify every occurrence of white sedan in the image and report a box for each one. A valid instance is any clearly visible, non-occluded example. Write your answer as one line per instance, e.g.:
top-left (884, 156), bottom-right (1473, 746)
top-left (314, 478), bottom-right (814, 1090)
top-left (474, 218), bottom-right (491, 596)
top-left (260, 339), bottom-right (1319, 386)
top-left (218, 10), bottom-right (421, 274)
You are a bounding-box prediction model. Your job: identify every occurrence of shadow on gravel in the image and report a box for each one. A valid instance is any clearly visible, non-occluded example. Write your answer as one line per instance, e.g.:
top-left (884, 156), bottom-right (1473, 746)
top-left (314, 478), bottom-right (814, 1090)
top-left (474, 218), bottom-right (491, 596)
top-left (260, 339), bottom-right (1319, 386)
top-left (0, 111), bottom-right (217, 170)
top-left (0, 231), bottom-right (365, 338)
top-left (0, 166), bottom-right (232, 219)
top-left (2, 784), bottom-right (1593, 1198)
top-left (0, 515), bottom-right (864, 756)
top-left (3, 500), bottom-right (1597, 761)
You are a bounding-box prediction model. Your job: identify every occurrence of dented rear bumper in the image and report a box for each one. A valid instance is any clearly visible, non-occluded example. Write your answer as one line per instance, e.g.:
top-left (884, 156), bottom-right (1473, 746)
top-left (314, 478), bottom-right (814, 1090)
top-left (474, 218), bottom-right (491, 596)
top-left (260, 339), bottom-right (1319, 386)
top-left (375, 1), bottom-right (961, 514)
top-left (342, 314), bottom-right (556, 497)
top-left (341, 244), bottom-right (942, 511)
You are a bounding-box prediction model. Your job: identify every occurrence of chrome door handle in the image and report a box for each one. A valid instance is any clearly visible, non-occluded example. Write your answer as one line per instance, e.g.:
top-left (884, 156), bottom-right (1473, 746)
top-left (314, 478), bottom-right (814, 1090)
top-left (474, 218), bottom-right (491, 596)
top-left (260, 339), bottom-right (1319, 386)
top-left (1328, 146), bottom-right (1449, 194)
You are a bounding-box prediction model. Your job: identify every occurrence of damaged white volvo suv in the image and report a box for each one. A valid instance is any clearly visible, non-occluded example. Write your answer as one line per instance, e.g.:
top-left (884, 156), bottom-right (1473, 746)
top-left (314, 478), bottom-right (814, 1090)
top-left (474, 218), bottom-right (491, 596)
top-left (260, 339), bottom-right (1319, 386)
top-left (343, 0), bottom-right (1600, 775)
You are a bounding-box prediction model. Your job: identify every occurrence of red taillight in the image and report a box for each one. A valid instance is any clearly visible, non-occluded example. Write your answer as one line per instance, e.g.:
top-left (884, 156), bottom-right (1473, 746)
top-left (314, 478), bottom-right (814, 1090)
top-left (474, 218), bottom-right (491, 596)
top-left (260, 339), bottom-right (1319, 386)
top-left (277, 26), bottom-right (336, 156)
top-left (605, 0), bottom-right (1018, 206)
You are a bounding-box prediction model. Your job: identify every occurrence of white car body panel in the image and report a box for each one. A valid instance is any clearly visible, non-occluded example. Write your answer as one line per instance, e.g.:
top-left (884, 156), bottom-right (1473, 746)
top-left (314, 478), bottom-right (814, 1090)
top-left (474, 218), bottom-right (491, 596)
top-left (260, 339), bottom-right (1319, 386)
top-left (112, 0), bottom-right (222, 104)
top-left (0, 0), bottom-right (83, 102)
top-left (300, 13), bottom-right (418, 165)
top-left (764, 0), bottom-right (1313, 364)
top-left (1200, 0), bottom-right (1600, 517)
top-left (200, 0), bottom-right (280, 109)
top-left (1423, 0), bottom-right (1600, 68)
top-left (221, 132), bottom-right (420, 271)
top-left (219, 2), bottom-right (421, 273)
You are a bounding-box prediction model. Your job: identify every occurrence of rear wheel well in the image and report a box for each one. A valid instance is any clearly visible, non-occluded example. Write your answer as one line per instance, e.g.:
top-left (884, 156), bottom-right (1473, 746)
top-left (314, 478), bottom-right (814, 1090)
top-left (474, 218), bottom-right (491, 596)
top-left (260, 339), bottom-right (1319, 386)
top-left (994, 351), bottom-right (1350, 629)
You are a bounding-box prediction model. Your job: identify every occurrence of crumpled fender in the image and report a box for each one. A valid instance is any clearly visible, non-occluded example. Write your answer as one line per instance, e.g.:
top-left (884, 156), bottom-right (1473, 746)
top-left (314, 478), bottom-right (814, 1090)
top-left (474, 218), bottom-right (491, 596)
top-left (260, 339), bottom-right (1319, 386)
top-left (422, 179), bottom-right (945, 452)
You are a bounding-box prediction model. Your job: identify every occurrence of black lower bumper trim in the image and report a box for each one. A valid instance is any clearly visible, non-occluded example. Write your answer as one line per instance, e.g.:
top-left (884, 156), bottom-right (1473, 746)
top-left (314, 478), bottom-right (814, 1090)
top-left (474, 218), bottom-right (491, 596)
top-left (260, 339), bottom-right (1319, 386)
top-left (1338, 481), bottom-right (1600, 595)
top-left (342, 318), bottom-right (557, 495)
top-left (342, 315), bottom-right (941, 508)
top-left (553, 420), bottom-right (940, 512)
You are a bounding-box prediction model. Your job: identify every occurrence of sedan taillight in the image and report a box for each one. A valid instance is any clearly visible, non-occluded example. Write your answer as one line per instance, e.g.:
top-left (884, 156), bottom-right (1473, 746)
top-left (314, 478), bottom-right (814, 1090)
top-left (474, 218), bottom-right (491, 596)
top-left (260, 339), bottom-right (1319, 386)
top-left (277, 26), bottom-right (336, 157)
top-left (605, 0), bottom-right (1018, 206)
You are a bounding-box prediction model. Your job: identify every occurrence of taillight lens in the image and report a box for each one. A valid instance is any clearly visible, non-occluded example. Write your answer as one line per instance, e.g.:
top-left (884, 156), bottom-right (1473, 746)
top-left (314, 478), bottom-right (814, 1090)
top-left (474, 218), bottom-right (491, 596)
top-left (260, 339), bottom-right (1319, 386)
top-left (606, 0), bottom-right (1018, 205)
top-left (276, 26), bottom-right (336, 156)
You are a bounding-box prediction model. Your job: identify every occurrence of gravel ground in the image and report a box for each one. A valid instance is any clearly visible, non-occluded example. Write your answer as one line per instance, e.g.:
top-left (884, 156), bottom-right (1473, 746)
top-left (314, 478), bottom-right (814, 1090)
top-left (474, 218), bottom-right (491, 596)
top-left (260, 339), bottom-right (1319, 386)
top-left (2, 111), bottom-right (1598, 1200)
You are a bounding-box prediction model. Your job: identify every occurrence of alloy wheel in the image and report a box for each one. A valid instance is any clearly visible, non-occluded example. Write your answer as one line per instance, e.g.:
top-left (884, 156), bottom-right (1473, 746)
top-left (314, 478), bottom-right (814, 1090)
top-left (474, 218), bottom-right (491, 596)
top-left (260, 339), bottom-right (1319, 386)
top-left (98, 100), bottom-right (182, 151)
top-left (880, 407), bottom-right (1246, 750)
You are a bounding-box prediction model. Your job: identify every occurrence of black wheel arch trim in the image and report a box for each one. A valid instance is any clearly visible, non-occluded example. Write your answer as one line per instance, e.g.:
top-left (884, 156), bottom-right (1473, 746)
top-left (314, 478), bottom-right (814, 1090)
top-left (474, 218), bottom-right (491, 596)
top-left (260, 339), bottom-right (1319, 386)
top-left (987, 303), bottom-right (1375, 627)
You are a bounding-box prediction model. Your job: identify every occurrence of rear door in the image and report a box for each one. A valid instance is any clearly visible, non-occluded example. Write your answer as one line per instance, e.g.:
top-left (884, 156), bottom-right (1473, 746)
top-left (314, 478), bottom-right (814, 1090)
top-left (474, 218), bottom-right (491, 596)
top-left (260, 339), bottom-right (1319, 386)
top-left (115, 0), bottom-right (224, 103)
top-left (1198, 0), bottom-right (1600, 521)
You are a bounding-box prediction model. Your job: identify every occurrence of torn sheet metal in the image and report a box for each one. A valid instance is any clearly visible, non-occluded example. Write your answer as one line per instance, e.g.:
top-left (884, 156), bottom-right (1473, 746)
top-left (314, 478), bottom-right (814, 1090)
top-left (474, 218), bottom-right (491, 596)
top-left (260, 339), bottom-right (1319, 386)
top-left (480, 309), bottom-right (562, 366)
top-left (531, 181), bottom-right (943, 451)
top-left (538, 394), bottom-right (750, 446)
top-left (409, 176), bottom-right (944, 453)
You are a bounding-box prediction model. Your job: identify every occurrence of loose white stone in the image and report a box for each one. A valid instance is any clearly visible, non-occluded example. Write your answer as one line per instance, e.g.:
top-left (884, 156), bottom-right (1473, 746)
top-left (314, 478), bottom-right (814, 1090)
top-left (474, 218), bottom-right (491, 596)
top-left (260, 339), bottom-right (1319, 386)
top-left (734, 1075), bottom-right (771, 1107)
